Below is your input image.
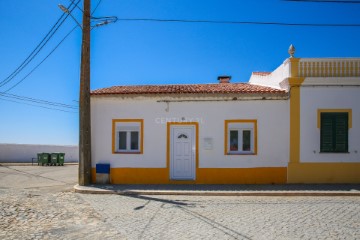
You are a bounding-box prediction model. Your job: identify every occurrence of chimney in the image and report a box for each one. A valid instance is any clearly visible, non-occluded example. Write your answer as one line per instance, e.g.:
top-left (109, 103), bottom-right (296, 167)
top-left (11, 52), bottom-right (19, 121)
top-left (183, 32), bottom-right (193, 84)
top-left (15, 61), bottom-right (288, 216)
top-left (217, 75), bottom-right (231, 84)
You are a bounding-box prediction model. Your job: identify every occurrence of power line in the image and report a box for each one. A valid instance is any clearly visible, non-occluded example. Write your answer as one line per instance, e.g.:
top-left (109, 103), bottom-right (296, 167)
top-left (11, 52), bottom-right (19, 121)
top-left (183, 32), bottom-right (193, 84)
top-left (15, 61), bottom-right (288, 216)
top-left (68, 0), bottom-right (84, 13)
top-left (115, 18), bottom-right (360, 27)
top-left (0, 0), bottom-right (81, 89)
top-left (0, 97), bottom-right (78, 113)
top-left (0, 0), bottom-right (107, 113)
top-left (92, 0), bottom-right (103, 14)
top-left (3, 26), bottom-right (79, 93)
top-left (284, 0), bottom-right (360, 3)
top-left (0, 0), bottom-right (105, 92)
top-left (90, 0), bottom-right (118, 29)
top-left (0, 10), bottom-right (70, 88)
top-left (0, 92), bottom-right (78, 109)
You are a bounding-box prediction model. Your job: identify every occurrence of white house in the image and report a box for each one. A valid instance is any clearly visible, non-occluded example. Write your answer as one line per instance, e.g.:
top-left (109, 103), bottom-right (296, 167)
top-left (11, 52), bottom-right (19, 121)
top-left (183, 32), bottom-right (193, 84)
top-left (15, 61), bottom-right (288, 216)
top-left (91, 47), bottom-right (360, 184)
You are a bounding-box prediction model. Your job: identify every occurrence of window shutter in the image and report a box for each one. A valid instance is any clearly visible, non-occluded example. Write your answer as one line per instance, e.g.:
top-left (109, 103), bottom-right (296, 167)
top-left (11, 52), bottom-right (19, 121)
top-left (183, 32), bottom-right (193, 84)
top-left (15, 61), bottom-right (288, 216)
top-left (320, 112), bottom-right (348, 153)
top-left (320, 113), bottom-right (334, 152)
top-left (334, 113), bottom-right (348, 152)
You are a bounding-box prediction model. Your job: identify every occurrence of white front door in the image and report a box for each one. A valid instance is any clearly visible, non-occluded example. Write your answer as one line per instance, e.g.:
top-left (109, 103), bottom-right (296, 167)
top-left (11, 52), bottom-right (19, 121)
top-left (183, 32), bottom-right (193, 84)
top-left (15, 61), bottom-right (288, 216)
top-left (170, 125), bottom-right (196, 180)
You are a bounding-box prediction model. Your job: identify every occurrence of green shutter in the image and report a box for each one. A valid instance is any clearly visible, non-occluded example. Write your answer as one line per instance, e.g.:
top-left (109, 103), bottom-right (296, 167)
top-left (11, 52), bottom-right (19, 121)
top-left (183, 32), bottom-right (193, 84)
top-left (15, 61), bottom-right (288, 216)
top-left (320, 112), bottom-right (348, 153)
top-left (334, 113), bottom-right (348, 152)
top-left (320, 114), bottom-right (334, 152)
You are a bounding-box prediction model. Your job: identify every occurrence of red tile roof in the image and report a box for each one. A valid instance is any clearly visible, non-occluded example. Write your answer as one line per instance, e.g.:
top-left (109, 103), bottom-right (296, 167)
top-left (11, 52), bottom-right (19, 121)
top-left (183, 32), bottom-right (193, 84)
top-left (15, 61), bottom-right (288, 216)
top-left (91, 83), bottom-right (285, 95)
top-left (252, 72), bottom-right (271, 76)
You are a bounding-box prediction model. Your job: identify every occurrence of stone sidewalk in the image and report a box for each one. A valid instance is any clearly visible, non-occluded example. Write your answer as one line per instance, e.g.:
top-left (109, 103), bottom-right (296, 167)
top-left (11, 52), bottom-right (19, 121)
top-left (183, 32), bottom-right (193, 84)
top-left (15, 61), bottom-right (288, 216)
top-left (74, 183), bottom-right (360, 196)
top-left (1, 163), bottom-right (359, 196)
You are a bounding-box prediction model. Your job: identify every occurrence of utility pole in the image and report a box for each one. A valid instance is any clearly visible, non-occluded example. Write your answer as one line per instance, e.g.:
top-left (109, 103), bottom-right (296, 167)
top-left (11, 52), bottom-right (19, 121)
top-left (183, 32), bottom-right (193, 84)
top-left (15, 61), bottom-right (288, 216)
top-left (59, 0), bottom-right (116, 185)
top-left (79, 0), bottom-right (91, 185)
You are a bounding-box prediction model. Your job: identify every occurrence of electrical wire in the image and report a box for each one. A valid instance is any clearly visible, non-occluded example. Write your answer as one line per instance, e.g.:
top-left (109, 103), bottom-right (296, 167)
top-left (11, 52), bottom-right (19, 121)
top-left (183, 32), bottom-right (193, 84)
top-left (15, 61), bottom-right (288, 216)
top-left (0, 0), bottom-right (81, 89)
top-left (68, 0), bottom-right (84, 12)
top-left (115, 18), bottom-right (360, 27)
top-left (0, 15), bottom-right (67, 88)
top-left (0, 0), bottom-right (80, 88)
top-left (0, 0), bottom-right (106, 111)
top-left (66, 0), bottom-right (105, 18)
top-left (0, 92), bottom-right (78, 109)
top-left (0, 97), bottom-right (78, 113)
top-left (284, 0), bottom-right (360, 3)
top-left (92, 0), bottom-right (103, 14)
top-left (0, 7), bottom-right (72, 88)
top-left (91, 0), bottom-right (118, 28)
top-left (3, 26), bottom-right (79, 93)
top-left (0, 0), bottom-right (104, 113)
top-left (0, 25), bottom-right (79, 112)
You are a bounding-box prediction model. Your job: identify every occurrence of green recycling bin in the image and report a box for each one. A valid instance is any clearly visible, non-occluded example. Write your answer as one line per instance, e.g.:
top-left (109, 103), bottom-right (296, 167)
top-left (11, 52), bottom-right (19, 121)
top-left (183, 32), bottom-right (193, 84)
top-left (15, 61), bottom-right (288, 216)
top-left (50, 153), bottom-right (58, 166)
top-left (37, 153), bottom-right (42, 165)
top-left (40, 153), bottom-right (50, 166)
top-left (57, 153), bottom-right (65, 166)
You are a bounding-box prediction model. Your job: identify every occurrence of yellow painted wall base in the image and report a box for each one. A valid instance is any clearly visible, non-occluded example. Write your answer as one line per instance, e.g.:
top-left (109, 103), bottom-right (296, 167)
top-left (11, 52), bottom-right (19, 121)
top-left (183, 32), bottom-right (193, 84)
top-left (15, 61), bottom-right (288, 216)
top-left (91, 167), bottom-right (287, 184)
top-left (288, 163), bottom-right (360, 183)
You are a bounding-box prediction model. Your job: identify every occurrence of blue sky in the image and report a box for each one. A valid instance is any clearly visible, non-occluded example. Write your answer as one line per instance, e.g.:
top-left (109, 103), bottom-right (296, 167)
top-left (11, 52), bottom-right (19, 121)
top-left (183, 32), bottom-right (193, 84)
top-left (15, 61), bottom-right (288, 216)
top-left (0, 0), bottom-right (360, 145)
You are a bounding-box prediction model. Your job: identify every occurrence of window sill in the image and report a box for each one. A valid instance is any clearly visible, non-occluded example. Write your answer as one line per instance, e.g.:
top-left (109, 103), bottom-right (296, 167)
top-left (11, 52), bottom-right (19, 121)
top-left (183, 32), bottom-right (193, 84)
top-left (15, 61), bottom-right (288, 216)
top-left (319, 152), bottom-right (350, 154)
top-left (114, 151), bottom-right (142, 154)
top-left (227, 152), bottom-right (256, 156)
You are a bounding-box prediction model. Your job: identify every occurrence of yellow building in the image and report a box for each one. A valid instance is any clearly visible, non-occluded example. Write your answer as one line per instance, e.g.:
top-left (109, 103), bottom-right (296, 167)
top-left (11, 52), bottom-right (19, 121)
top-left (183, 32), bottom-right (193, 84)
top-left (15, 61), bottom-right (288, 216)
top-left (250, 45), bottom-right (360, 183)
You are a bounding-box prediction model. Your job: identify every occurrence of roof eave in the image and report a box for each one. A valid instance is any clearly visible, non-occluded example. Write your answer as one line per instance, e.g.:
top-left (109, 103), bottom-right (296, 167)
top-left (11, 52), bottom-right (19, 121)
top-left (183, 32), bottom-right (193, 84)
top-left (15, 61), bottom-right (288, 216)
top-left (90, 92), bottom-right (289, 100)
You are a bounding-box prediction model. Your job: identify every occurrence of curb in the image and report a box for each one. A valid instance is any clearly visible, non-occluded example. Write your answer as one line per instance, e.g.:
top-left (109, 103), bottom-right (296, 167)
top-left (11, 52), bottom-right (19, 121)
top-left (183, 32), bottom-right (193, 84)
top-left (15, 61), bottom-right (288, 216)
top-left (0, 162), bottom-right (78, 166)
top-left (74, 185), bottom-right (360, 197)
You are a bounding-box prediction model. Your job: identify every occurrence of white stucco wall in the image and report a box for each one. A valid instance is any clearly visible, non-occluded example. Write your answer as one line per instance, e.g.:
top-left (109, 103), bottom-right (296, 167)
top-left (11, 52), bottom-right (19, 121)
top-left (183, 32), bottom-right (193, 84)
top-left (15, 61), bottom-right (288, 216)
top-left (0, 144), bottom-right (79, 163)
top-left (91, 96), bottom-right (289, 169)
top-left (249, 59), bottom-right (290, 90)
top-left (300, 86), bottom-right (360, 162)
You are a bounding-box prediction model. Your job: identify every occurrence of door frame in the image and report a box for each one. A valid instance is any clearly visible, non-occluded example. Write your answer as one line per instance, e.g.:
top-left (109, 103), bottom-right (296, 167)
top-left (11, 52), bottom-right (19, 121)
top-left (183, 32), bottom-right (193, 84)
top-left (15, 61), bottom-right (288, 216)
top-left (167, 122), bottom-right (199, 181)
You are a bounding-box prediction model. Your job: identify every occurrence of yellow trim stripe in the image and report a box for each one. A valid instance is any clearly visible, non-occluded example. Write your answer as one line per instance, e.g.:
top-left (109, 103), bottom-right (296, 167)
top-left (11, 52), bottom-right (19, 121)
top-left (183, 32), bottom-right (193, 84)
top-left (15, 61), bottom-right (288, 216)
top-left (289, 85), bottom-right (302, 164)
top-left (289, 58), bottom-right (300, 77)
top-left (92, 167), bottom-right (287, 184)
top-left (288, 163), bottom-right (360, 183)
top-left (288, 58), bottom-right (305, 166)
top-left (317, 109), bottom-right (352, 128)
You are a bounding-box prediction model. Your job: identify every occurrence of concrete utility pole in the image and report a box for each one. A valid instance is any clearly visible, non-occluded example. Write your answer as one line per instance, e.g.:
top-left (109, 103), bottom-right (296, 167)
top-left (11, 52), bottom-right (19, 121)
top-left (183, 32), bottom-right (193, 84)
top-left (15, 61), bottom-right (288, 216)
top-left (78, 0), bottom-right (91, 186)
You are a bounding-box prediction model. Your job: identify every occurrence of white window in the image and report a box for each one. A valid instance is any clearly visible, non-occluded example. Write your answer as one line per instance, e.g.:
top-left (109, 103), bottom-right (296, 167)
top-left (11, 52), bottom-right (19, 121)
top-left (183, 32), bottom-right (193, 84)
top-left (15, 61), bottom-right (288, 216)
top-left (225, 120), bottom-right (257, 155)
top-left (112, 120), bottom-right (143, 154)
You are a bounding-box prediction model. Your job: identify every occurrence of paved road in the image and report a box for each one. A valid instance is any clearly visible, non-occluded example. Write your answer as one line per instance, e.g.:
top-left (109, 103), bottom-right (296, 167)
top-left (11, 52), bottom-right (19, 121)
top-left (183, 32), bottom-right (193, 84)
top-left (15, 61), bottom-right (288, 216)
top-left (0, 164), bottom-right (359, 240)
top-left (0, 164), bottom-right (122, 239)
top-left (83, 194), bottom-right (360, 240)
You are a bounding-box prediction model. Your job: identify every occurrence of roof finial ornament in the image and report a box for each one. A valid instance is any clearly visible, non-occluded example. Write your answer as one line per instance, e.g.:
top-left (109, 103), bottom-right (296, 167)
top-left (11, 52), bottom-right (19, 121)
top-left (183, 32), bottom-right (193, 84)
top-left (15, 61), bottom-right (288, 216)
top-left (288, 44), bottom-right (295, 58)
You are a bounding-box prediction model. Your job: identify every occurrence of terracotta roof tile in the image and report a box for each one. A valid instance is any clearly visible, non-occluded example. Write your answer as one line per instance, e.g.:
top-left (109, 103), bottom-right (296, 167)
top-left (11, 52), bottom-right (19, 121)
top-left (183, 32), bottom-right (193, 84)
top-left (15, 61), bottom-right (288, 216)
top-left (91, 83), bottom-right (285, 95)
top-left (252, 72), bottom-right (271, 76)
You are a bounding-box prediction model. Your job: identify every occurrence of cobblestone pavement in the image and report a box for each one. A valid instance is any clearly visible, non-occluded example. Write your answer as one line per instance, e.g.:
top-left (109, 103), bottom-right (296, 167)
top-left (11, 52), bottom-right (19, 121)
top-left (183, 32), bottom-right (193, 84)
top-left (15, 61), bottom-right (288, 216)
top-left (0, 189), bottom-right (122, 239)
top-left (1, 165), bottom-right (360, 239)
top-left (81, 194), bottom-right (360, 240)
top-left (0, 165), bottom-right (123, 239)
